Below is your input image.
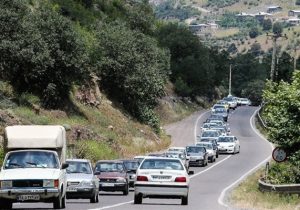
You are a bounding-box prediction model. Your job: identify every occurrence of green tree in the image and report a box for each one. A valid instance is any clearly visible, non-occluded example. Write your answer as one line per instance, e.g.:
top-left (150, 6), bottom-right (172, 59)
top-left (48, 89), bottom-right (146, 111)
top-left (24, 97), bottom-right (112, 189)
top-left (273, 22), bottom-right (283, 35)
top-left (249, 27), bottom-right (259, 38)
top-left (93, 22), bottom-right (170, 130)
top-left (276, 52), bottom-right (293, 82)
top-left (0, 1), bottom-right (88, 108)
top-left (249, 42), bottom-right (262, 56)
top-left (263, 71), bottom-right (300, 170)
top-left (241, 80), bottom-right (265, 105)
top-left (262, 19), bottom-right (272, 31)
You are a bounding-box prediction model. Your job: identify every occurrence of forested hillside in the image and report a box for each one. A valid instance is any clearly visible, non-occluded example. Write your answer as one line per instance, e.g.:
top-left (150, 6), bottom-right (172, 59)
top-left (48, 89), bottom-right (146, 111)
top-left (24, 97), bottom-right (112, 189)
top-left (0, 0), bottom-right (235, 130)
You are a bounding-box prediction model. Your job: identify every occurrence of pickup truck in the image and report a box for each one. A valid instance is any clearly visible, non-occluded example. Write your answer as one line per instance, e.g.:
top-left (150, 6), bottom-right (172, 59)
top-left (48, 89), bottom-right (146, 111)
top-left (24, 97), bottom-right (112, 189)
top-left (0, 125), bottom-right (68, 209)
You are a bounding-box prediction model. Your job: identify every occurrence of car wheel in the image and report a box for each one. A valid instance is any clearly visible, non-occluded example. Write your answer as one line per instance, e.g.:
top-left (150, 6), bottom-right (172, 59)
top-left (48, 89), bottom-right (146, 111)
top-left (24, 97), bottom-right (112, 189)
top-left (0, 199), bottom-right (12, 209)
top-left (238, 146), bottom-right (240, 153)
top-left (181, 195), bottom-right (188, 205)
top-left (62, 194), bottom-right (66, 209)
top-left (90, 191), bottom-right (98, 203)
top-left (123, 183), bottom-right (129, 195)
top-left (134, 194), bottom-right (142, 204)
top-left (53, 192), bottom-right (63, 209)
top-left (216, 152), bottom-right (219, 158)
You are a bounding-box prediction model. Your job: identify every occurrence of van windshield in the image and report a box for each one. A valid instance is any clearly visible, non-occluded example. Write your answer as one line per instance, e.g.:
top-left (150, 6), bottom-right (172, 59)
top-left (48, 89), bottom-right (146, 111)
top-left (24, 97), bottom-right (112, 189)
top-left (4, 151), bottom-right (59, 169)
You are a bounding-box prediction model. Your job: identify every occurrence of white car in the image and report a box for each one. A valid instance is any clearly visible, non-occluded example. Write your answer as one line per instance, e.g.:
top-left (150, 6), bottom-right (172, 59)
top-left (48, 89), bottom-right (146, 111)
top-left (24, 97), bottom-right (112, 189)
top-left (195, 142), bottom-right (216, 162)
top-left (240, 98), bottom-right (251, 106)
top-left (66, 159), bottom-right (99, 203)
top-left (164, 151), bottom-right (190, 172)
top-left (217, 136), bottom-right (240, 154)
top-left (200, 123), bottom-right (217, 132)
top-left (134, 157), bottom-right (190, 205)
top-left (211, 104), bottom-right (228, 113)
top-left (168, 147), bottom-right (187, 159)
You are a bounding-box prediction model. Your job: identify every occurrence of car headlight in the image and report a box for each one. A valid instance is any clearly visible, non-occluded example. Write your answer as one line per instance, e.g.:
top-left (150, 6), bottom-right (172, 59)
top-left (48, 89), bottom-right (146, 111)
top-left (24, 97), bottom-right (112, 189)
top-left (0, 180), bottom-right (12, 189)
top-left (116, 177), bottom-right (126, 183)
top-left (43, 180), bottom-right (55, 188)
top-left (80, 180), bottom-right (94, 187)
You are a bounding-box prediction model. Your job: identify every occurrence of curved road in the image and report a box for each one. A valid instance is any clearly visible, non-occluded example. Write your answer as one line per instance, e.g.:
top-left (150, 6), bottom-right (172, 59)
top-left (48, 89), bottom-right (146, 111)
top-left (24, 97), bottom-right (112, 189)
top-left (13, 106), bottom-right (272, 210)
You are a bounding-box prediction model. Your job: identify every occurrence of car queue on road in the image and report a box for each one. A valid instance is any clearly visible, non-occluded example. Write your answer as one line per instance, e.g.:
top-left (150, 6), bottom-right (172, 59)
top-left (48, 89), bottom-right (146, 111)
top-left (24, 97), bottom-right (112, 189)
top-left (60, 96), bottom-right (250, 208)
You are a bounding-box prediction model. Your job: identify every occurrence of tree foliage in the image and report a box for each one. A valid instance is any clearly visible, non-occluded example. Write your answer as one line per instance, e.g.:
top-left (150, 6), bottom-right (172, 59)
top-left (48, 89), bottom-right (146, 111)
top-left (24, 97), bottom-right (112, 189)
top-left (263, 72), bottom-right (300, 169)
top-left (93, 22), bottom-right (170, 130)
top-left (262, 19), bottom-right (272, 31)
top-left (0, 0), bottom-right (88, 108)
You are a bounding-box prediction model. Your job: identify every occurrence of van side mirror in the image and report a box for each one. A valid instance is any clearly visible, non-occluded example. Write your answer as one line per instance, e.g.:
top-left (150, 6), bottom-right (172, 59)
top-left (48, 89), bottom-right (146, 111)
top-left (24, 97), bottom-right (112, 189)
top-left (61, 163), bottom-right (69, 170)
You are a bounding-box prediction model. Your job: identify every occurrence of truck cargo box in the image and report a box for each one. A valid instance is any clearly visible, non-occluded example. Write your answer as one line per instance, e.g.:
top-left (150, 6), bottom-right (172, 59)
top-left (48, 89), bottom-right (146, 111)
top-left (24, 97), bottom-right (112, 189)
top-left (5, 125), bottom-right (66, 149)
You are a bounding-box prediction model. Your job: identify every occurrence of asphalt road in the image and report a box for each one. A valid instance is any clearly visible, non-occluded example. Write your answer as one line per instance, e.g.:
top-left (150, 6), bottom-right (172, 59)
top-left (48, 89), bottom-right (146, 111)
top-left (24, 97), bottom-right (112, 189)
top-left (13, 106), bottom-right (272, 210)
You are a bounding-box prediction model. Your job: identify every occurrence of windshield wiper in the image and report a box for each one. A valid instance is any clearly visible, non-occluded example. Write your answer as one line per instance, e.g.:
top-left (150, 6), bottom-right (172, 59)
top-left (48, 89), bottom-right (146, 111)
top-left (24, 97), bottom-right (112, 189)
top-left (26, 162), bottom-right (37, 166)
top-left (8, 163), bottom-right (23, 168)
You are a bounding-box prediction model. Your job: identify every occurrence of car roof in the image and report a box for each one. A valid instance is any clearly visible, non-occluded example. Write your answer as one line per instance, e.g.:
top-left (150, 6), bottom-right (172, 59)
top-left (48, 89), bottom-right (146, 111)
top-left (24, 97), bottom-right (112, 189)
top-left (96, 160), bottom-right (124, 164)
top-left (142, 156), bottom-right (181, 161)
top-left (66, 159), bottom-right (91, 163)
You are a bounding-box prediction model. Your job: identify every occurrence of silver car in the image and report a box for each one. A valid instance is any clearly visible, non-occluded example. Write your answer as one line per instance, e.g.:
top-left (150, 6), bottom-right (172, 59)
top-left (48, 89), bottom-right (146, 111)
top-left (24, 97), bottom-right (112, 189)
top-left (66, 159), bottom-right (99, 203)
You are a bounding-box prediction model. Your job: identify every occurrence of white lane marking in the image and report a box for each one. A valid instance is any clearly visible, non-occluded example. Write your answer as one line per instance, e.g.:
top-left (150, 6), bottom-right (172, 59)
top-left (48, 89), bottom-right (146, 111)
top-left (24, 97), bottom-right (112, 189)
top-left (190, 155), bottom-right (232, 179)
top-left (194, 110), bottom-right (210, 144)
top-left (89, 201), bottom-right (133, 210)
top-left (218, 108), bottom-right (274, 208)
top-left (90, 110), bottom-right (231, 210)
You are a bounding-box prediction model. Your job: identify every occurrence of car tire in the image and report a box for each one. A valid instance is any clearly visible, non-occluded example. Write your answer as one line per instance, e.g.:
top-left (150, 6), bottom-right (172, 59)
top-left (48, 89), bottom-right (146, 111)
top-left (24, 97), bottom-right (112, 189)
top-left (134, 194), bottom-right (142, 204)
top-left (123, 183), bottom-right (129, 195)
top-left (181, 195), bottom-right (188, 205)
top-left (216, 152), bottom-right (219, 158)
top-left (62, 194), bottom-right (66, 209)
top-left (0, 199), bottom-right (12, 209)
top-left (90, 191), bottom-right (99, 203)
top-left (53, 192), bottom-right (64, 209)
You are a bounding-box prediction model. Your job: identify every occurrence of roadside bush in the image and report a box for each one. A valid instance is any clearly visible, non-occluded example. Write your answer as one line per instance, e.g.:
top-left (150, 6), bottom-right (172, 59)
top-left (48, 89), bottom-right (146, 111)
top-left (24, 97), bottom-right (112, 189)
top-left (268, 162), bottom-right (300, 184)
top-left (75, 140), bottom-right (118, 163)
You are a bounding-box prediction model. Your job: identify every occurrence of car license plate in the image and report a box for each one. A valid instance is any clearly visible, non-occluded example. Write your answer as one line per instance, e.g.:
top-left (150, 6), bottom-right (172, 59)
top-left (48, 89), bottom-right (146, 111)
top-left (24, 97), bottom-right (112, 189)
top-left (17, 195), bottom-right (40, 201)
top-left (102, 183), bottom-right (115, 187)
top-left (152, 175), bottom-right (171, 180)
top-left (67, 187), bottom-right (77, 192)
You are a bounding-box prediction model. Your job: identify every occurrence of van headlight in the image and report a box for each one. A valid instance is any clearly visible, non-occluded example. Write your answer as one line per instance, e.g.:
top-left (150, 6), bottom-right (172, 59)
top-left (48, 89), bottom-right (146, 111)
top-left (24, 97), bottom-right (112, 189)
top-left (0, 180), bottom-right (12, 189)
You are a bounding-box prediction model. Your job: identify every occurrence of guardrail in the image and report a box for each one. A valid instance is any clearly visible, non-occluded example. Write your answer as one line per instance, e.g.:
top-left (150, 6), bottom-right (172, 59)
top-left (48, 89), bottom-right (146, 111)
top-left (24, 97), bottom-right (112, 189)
top-left (258, 178), bottom-right (300, 194)
top-left (257, 105), bottom-right (269, 129)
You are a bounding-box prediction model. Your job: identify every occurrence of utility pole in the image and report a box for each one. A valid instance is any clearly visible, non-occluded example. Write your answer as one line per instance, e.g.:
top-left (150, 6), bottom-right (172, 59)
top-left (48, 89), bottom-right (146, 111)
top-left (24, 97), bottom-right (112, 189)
top-left (229, 64), bottom-right (232, 96)
top-left (293, 47), bottom-right (300, 71)
top-left (267, 32), bottom-right (287, 81)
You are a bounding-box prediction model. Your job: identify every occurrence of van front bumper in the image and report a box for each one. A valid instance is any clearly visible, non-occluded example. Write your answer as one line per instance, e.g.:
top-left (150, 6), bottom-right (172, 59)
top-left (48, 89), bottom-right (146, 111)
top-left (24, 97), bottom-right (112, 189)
top-left (0, 188), bottom-right (60, 201)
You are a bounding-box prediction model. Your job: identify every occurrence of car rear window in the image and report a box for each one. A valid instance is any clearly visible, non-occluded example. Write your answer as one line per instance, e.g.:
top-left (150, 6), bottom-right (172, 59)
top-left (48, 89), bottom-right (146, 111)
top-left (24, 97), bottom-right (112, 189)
top-left (140, 159), bottom-right (183, 170)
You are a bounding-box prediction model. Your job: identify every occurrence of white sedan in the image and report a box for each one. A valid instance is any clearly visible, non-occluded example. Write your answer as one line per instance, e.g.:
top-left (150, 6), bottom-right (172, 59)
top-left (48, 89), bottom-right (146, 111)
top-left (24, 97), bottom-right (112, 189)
top-left (134, 157), bottom-right (190, 205)
top-left (217, 136), bottom-right (240, 154)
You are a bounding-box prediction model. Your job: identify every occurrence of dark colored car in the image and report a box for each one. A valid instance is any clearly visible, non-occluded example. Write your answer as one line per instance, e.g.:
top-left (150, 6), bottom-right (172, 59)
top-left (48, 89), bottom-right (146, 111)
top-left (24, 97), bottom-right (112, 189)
top-left (94, 160), bottom-right (129, 195)
top-left (186, 146), bottom-right (208, 167)
top-left (121, 160), bottom-right (139, 188)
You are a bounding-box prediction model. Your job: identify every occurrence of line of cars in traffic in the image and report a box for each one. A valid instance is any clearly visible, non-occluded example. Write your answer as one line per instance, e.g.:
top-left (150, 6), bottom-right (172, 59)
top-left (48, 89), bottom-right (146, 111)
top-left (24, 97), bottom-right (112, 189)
top-left (63, 96), bottom-right (248, 206)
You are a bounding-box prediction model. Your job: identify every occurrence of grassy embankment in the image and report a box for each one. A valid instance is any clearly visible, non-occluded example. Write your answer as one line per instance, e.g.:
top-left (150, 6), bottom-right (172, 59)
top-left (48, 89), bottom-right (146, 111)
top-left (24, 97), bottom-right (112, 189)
top-left (229, 115), bottom-right (300, 210)
top-left (0, 82), bottom-right (200, 164)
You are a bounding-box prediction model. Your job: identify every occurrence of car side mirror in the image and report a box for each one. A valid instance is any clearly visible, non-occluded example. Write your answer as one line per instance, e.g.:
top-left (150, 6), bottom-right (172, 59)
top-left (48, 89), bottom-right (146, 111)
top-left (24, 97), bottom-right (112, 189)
top-left (61, 163), bottom-right (69, 170)
top-left (188, 171), bottom-right (194, 175)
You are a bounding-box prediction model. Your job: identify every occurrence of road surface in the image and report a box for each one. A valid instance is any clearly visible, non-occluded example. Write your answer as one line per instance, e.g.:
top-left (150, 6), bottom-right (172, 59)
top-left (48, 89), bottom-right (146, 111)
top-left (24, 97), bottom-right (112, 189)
top-left (13, 106), bottom-right (272, 210)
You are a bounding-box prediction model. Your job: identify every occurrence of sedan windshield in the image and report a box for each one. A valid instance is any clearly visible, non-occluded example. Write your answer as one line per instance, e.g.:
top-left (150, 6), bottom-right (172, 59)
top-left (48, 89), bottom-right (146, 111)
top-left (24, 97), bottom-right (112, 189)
top-left (140, 159), bottom-right (183, 170)
top-left (123, 161), bottom-right (139, 170)
top-left (197, 144), bottom-right (213, 149)
top-left (202, 131), bottom-right (218, 137)
top-left (186, 146), bottom-right (205, 153)
top-left (218, 137), bottom-right (234, 142)
top-left (95, 162), bottom-right (124, 172)
top-left (66, 161), bottom-right (92, 174)
top-left (4, 151), bottom-right (59, 169)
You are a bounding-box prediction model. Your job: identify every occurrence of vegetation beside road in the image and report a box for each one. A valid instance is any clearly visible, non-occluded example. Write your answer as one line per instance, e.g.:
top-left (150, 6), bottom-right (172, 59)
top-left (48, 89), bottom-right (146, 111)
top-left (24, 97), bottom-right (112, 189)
top-left (230, 168), bottom-right (300, 210)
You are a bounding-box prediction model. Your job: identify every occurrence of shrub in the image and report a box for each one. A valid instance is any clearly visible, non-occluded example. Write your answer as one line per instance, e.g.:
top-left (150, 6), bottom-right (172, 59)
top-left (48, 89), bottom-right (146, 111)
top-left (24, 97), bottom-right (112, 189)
top-left (75, 140), bottom-right (118, 163)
